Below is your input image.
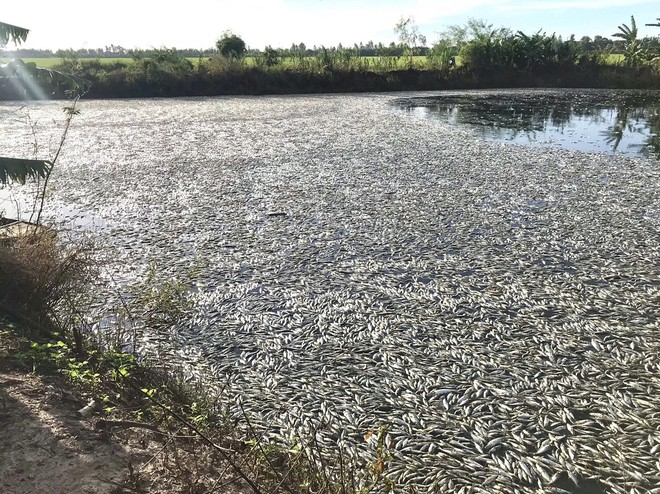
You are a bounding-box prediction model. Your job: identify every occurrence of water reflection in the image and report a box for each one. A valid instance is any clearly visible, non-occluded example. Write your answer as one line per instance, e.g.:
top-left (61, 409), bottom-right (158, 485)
top-left (393, 90), bottom-right (660, 159)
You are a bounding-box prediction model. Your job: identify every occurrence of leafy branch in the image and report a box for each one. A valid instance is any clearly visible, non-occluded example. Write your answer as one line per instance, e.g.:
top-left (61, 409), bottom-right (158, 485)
top-left (0, 21), bottom-right (29, 46)
top-left (0, 20), bottom-right (88, 227)
top-left (0, 157), bottom-right (51, 185)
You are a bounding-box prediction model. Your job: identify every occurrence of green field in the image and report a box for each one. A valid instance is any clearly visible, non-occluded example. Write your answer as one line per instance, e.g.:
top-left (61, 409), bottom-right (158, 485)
top-left (1, 53), bottom-right (625, 69)
top-left (1, 55), bottom-right (438, 69)
top-left (0, 57), bottom-right (134, 67)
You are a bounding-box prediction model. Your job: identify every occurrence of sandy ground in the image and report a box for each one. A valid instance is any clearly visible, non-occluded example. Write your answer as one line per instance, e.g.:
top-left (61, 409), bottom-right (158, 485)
top-left (0, 330), bottom-right (255, 494)
top-left (0, 369), bottom-right (138, 494)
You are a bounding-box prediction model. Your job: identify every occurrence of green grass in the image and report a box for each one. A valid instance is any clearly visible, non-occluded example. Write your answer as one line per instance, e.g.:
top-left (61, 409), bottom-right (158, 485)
top-left (606, 53), bottom-right (625, 63)
top-left (3, 55), bottom-right (432, 69)
top-left (0, 57), bottom-right (134, 68)
top-left (0, 53), bottom-right (628, 71)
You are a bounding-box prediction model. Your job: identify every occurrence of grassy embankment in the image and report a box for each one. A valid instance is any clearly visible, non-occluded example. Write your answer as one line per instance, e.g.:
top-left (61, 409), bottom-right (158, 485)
top-left (2, 55), bottom-right (437, 68)
top-left (1, 52), bottom-right (648, 100)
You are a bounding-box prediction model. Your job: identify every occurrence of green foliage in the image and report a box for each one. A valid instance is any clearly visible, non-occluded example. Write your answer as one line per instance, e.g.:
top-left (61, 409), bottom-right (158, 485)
top-left (17, 338), bottom-right (68, 373)
top-left (216, 31), bottom-right (246, 59)
top-left (426, 41), bottom-right (455, 69)
top-left (14, 338), bottom-right (102, 387)
top-left (458, 27), bottom-right (586, 74)
top-left (187, 400), bottom-right (211, 428)
top-left (132, 261), bottom-right (194, 329)
top-left (129, 49), bottom-right (194, 83)
top-left (255, 45), bottom-right (279, 67)
top-left (0, 21), bottom-right (29, 47)
top-left (104, 350), bottom-right (136, 380)
top-left (64, 356), bottom-right (101, 387)
top-left (316, 46), bottom-right (334, 72)
top-left (0, 156), bottom-right (51, 185)
top-left (312, 46), bottom-right (366, 72)
top-left (150, 49), bottom-right (194, 72)
top-left (394, 16), bottom-right (426, 68)
top-left (613, 16), bottom-right (645, 66)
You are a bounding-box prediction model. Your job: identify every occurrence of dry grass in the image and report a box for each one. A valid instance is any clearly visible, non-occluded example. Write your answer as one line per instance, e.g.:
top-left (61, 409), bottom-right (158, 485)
top-left (0, 229), bottom-right (92, 335)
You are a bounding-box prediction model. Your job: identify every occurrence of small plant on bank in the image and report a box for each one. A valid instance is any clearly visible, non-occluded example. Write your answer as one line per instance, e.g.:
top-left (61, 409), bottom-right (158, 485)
top-left (128, 260), bottom-right (195, 331)
top-left (256, 45), bottom-right (280, 68)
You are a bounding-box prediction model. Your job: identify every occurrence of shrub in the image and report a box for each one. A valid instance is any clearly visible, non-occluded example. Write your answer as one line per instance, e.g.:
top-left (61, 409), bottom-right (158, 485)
top-left (0, 230), bottom-right (92, 334)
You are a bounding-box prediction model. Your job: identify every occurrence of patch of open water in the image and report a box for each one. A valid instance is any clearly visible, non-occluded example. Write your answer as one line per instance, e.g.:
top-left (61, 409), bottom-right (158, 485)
top-left (392, 89), bottom-right (660, 160)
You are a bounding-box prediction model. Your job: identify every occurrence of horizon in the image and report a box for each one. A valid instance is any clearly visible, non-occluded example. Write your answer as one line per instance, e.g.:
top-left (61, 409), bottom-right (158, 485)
top-left (2, 0), bottom-right (659, 52)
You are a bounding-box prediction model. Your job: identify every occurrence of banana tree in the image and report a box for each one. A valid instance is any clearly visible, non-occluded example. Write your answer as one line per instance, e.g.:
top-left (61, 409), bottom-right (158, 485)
top-left (0, 21), bottom-right (50, 186)
top-left (1, 19), bottom-right (86, 227)
top-left (612, 16), bottom-right (645, 67)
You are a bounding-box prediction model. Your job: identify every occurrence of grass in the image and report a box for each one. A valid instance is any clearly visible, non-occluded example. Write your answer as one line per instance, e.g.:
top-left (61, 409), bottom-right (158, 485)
top-left (0, 57), bottom-right (121, 68)
top-left (607, 53), bottom-right (625, 63)
top-left (0, 228), bottom-right (92, 336)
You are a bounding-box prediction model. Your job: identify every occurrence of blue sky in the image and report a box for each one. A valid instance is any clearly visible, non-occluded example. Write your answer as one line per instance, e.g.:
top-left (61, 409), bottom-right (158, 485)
top-left (2, 0), bottom-right (659, 51)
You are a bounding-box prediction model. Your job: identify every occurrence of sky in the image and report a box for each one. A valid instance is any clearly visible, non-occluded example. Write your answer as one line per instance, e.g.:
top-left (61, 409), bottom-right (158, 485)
top-left (2, 0), bottom-right (659, 51)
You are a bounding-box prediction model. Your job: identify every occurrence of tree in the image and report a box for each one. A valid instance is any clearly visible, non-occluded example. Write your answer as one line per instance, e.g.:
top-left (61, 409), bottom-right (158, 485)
top-left (216, 31), bottom-right (246, 59)
top-left (394, 16), bottom-right (426, 68)
top-left (259, 46), bottom-right (279, 67)
top-left (612, 16), bottom-right (644, 66)
top-left (646, 18), bottom-right (660, 27)
top-left (427, 40), bottom-right (455, 69)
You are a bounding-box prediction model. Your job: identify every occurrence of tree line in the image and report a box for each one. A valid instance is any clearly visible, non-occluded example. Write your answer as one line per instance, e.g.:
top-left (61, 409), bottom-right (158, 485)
top-left (1, 16), bottom-right (659, 100)
top-left (2, 17), bottom-right (659, 62)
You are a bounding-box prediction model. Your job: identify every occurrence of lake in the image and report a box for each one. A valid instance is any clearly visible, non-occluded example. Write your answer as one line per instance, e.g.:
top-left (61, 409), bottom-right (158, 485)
top-left (0, 90), bottom-right (659, 492)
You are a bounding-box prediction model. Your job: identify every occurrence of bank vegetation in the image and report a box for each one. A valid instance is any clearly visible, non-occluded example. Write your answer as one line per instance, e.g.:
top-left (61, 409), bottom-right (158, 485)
top-left (2, 17), bottom-right (660, 99)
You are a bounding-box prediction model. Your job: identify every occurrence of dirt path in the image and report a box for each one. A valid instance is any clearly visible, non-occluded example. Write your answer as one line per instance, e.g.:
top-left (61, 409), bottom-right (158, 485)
top-left (0, 370), bottom-right (141, 494)
top-left (0, 329), bottom-right (254, 494)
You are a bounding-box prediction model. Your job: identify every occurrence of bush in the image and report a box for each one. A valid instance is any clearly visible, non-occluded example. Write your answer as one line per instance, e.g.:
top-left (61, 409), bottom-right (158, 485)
top-left (0, 230), bottom-right (92, 334)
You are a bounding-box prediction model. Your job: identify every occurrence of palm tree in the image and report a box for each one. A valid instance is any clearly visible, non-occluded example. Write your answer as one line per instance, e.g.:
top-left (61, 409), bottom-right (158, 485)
top-left (646, 18), bottom-right (660, 27)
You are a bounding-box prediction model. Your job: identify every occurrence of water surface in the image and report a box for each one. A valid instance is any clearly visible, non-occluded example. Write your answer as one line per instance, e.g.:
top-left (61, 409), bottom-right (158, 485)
top-left (393, 89), bottom-right (660, 159)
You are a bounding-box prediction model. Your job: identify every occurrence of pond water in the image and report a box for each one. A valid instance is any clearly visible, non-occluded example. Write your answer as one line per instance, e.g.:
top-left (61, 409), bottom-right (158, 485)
top-left (392, 89), bottom-right (660, 159)
top-left (1, 92), bottom-right (659, 492)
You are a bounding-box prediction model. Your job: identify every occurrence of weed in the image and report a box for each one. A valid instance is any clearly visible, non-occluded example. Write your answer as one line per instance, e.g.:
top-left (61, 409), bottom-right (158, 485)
top-left (130, 260), bottom-right (194, 330)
